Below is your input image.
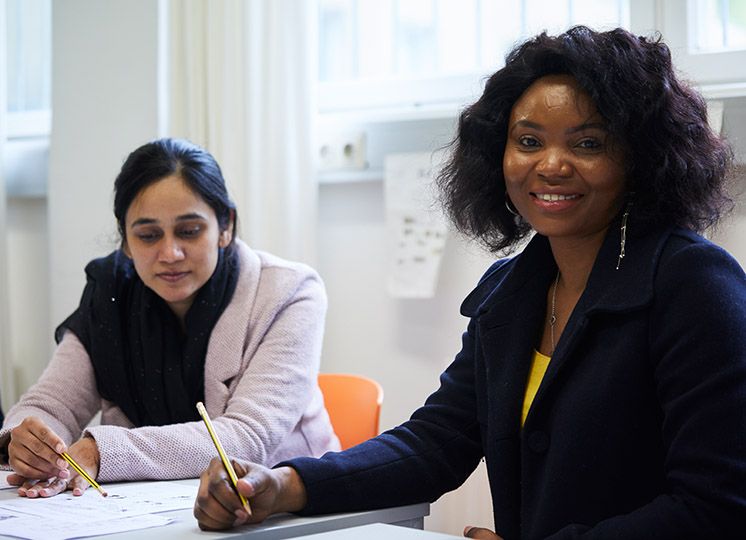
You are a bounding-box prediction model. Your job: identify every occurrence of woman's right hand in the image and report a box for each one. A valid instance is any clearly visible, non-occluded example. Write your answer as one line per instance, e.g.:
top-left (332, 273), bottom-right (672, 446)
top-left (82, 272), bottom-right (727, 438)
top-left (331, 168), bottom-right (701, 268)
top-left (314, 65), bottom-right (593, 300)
top-left (194, 459), bottom-right (308, 530)
top-left (7, 417), bottom-right (70, 484)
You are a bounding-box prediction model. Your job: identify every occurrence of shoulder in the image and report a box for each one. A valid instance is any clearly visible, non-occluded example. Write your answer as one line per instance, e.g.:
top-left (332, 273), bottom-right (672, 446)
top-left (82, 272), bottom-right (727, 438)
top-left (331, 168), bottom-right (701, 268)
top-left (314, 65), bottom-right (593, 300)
top-left (656, 229), bottom-right (746, 287)
top-left (653, 228), bottom-right (746, 322)
top-left (83, 249), bottom-right (135, 284)
top-left (460, 257), bottom-right (516, 317)
top-left (234, 239), bottom-right (326, 304)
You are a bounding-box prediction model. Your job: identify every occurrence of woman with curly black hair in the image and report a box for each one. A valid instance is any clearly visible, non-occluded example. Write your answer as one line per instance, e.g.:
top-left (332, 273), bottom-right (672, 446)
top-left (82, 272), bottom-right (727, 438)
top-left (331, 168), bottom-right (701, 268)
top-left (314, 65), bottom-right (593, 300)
top-left (194, 26), bottom-right (746, 539)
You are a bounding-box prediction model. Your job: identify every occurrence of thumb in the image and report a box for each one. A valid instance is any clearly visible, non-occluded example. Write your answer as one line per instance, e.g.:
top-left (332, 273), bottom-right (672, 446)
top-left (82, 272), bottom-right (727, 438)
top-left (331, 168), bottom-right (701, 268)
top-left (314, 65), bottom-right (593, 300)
top-left (236, 477), bottom-right (254, 497)
top-left (464, 525), bottom-right (502, 539)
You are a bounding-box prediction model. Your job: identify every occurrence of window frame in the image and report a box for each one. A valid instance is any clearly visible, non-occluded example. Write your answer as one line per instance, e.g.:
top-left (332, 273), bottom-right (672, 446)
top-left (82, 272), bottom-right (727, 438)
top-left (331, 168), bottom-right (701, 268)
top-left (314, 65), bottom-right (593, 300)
top-left (660, 0), bottom-right (746, 88)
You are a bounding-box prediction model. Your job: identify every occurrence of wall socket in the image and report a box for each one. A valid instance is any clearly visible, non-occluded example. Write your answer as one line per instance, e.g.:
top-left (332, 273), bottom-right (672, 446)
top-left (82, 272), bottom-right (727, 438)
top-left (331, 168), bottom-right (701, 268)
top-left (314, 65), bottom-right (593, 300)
top-left (318, 131), bottom-right (368, 171)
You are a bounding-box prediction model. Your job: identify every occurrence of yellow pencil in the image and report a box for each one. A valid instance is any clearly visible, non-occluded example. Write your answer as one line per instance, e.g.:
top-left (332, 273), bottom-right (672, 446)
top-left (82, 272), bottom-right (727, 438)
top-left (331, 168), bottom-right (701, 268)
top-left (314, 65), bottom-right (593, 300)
top-left (196, 402), bottom-right (252, 514)
top-left (59, 452), bottom-right (108, 497)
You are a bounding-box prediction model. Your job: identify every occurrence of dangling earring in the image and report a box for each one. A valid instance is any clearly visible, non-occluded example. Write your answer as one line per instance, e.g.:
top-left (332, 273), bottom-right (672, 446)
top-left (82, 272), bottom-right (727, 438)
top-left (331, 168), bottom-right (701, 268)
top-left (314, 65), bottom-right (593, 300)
top-left (616, 198), bottom-right (633, 270)
top-left (505, 195), bottom-right (520, 217)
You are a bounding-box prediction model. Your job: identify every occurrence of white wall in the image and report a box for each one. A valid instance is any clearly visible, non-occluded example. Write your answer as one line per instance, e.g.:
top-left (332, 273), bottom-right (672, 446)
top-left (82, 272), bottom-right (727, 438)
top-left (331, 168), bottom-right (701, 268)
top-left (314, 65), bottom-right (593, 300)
top-left (47, 0), bottom-right (162, 337)
top-left (6, 197), bottom-right (49, 394)
top-left (712, 98), bottom-right (746, 264)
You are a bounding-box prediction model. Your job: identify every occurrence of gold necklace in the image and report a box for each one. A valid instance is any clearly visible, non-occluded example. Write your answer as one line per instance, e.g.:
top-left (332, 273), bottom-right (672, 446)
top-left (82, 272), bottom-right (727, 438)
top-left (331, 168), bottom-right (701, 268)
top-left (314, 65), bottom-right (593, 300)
top-left (550, 271), bottom-right (560, 355)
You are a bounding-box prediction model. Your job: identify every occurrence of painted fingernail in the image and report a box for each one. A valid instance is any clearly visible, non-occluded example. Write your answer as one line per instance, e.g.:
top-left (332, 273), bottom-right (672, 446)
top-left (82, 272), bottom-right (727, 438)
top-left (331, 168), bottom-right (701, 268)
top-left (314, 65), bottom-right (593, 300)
top-left (57, 458), bottom-right (67, 468)
top-left (55, 443), bottom-right (64, 453)
top-left (59, 469), bottom-right (70, 479)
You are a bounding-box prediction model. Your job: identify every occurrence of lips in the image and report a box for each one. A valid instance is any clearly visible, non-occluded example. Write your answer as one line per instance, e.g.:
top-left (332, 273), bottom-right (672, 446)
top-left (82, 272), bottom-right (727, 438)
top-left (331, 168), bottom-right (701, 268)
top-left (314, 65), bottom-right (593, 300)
top-left (533, 192), bottom-right (580, 201)
top-left (157, 271), bottom-right (189, 283)
top-left (530, 191), bottom-right (582, 212)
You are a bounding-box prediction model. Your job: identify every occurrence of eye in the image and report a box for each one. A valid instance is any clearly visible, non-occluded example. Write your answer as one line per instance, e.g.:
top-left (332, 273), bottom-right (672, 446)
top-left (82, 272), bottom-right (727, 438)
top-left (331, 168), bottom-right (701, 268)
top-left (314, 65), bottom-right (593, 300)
top-left (518, 135), bottom-right (541, 149)
top-left (576, 137), bottom-right (604, 151)
top-left (177, 225), bottom-right (202, 238)
top-left (135, 231), bottom-right (162, 243)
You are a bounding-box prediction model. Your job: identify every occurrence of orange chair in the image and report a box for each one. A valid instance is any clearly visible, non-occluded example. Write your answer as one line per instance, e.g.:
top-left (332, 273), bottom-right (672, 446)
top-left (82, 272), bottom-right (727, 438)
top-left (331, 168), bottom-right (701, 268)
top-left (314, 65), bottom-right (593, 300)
top-left (318, 373), bottom-right (384, 450)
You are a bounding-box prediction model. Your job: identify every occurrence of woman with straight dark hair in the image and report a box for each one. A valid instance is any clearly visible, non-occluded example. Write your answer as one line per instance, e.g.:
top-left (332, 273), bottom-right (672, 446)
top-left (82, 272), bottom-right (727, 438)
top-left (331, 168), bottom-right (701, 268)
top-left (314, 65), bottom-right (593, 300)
top-left (0, 138), bottom-right (339, 497)
top-left (194, 27), bottom-right (746, 539)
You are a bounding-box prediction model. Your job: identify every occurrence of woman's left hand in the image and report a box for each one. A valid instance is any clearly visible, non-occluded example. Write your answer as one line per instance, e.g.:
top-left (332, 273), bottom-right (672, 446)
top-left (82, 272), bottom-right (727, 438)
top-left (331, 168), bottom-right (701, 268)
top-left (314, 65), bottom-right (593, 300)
top-left (11, 437), bottom-right (101, 498)
top-left (463, 525), bottom-right (503, 540)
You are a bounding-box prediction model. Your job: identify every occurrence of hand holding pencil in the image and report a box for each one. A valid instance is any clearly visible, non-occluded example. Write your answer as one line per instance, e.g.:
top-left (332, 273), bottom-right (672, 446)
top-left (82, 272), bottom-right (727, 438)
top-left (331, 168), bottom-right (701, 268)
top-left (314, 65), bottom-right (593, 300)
top-left (196, 402), bottom-right (252, 515)
top-left (6, 417), bottom-right (105, 498)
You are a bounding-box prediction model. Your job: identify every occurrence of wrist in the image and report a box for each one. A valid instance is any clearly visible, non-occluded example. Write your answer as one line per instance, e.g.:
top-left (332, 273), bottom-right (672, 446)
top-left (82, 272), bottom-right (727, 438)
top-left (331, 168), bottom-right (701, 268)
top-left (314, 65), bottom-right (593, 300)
top-left (274, 466), bottom-right (308, 513)
top-left (79, 434), bottom-right (101, 471)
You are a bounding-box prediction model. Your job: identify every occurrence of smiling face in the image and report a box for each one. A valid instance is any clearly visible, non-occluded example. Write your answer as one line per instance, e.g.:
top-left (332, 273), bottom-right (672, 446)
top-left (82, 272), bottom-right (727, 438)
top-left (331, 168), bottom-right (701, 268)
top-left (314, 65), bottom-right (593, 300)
top-left (124, 174), bottom-right (233, 322)
top-left (503, 74), bottom-right (627, 249)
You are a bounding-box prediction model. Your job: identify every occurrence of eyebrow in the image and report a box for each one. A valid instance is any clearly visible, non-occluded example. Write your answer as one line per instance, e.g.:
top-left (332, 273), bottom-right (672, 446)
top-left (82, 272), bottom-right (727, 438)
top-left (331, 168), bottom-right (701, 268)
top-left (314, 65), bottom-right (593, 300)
top-left (130, 213), bottom-right (209, 228)
top-left (510, 119), bottom-right (608, 134)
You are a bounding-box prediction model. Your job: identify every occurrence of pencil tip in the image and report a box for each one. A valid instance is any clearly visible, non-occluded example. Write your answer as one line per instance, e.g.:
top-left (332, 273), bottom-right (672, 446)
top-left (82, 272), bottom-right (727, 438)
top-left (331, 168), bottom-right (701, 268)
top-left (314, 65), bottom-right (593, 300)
top-left (102, 491), bottom-right (109, 497)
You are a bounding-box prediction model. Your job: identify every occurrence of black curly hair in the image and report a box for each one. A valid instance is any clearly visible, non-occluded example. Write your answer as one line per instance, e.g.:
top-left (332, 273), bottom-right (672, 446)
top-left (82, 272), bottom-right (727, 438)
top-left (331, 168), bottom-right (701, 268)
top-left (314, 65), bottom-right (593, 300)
top-left (437, 25), bottom-right (734, 252)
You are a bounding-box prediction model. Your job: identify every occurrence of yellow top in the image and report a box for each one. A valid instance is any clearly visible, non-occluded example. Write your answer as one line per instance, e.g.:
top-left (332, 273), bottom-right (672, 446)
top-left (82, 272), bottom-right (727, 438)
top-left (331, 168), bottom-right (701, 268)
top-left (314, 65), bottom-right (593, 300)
top-left (521, 349), bottom-right (551, 427)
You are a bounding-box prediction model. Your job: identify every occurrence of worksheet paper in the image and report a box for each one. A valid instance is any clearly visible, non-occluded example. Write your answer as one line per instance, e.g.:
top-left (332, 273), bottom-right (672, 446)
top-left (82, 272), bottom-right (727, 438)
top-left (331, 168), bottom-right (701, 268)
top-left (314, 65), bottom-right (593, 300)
top-left (0, 480), bottom-right (195, 540)
top-left (0, 471), bottom-right (15, 491)
top-left (384, 152), bottom-right (448, 298)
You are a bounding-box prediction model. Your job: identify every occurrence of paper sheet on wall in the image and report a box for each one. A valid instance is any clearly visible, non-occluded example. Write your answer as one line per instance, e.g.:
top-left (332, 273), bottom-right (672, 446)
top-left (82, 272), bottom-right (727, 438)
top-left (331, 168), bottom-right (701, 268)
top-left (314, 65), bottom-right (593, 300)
top-left (0, 480), bottom-right (195, 540)
top-left (385, 152), bottom-right (448, 298)
top-left (707, 99), bottom-right (724, 134)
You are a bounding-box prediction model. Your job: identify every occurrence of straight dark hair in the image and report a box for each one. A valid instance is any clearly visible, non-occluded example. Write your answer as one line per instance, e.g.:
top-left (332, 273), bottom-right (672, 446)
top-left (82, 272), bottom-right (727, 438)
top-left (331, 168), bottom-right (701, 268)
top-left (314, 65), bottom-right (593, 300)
top-left (113, 138), bottom-right (237, 250)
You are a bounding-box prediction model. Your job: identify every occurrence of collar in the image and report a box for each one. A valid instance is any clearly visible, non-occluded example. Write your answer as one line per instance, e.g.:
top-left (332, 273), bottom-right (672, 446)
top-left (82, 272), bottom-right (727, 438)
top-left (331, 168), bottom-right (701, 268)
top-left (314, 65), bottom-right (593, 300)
top-left (461, 216), bottom-right (674, 324)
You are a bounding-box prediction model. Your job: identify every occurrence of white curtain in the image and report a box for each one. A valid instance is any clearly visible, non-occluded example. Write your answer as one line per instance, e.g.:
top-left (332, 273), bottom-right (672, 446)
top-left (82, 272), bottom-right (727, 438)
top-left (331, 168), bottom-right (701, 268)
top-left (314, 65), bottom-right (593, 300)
top-left (0, 0), bottom-right (16, 410)
top-left (167, 0), bottom-right (318, 264)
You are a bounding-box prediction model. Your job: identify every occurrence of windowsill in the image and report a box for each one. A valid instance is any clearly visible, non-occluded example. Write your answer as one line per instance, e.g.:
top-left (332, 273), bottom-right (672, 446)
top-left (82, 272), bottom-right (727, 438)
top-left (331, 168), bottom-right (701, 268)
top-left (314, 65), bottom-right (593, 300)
top-left (699, 82), bottom-right (746, 100)
top-left (318, 101), bottom-right (464, 125)
top-left (7, 110), bottom-right (51, 139)
top-left (318, 169), bottom-right (383, 185)
top-left (4, 136), bottom-right (49, 198)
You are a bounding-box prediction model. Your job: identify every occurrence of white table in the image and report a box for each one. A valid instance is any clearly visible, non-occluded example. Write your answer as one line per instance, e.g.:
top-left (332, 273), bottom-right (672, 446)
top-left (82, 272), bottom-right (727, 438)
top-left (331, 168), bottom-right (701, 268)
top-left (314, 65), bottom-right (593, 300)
top-left (0, 476), bottom-right (430, 539)
top-left (301, 523), bottom-right (462, 539)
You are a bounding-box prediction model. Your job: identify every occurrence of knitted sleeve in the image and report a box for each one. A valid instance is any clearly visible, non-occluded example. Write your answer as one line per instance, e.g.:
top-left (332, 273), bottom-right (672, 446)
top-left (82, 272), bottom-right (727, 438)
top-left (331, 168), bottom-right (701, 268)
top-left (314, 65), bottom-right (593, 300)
top-left (0, 334), bottom-right (102, 458)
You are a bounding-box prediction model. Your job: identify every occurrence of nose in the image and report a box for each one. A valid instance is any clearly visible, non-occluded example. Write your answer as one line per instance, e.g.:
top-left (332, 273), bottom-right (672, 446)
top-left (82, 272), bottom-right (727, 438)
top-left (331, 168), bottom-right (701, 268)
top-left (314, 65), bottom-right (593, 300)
top-left (158, 236), bottom-right (185, 263)
top-left (536, 148), bottom-right (573, 180)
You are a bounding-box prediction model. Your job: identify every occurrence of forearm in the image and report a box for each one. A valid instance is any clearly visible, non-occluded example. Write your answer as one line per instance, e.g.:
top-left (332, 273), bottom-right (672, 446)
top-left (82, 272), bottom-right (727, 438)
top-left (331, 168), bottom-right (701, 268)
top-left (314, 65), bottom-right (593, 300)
top-left (2, 333), bottom-right (101, 450)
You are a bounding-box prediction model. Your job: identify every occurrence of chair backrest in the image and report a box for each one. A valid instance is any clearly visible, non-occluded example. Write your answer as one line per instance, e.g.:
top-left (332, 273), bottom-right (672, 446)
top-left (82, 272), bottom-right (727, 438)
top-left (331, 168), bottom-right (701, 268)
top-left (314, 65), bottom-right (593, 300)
top-left (318, 373), bottom-right (383, 450)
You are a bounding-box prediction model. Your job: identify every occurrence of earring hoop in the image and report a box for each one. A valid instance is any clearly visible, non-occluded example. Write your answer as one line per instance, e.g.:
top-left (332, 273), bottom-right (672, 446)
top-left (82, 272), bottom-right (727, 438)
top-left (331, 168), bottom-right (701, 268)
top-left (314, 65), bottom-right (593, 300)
top-left (504, 195), bottom-right (520, 217)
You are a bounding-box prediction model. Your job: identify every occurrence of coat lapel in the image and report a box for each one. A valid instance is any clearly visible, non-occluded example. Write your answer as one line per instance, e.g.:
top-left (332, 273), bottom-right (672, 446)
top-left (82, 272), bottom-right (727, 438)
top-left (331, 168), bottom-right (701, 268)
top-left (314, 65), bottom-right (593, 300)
top-left (534, 220), bottom-right (670, 407)
top-left (467, 235), bottom-right (558, 433)
top-left (466, 220), bottom-right (672, 427)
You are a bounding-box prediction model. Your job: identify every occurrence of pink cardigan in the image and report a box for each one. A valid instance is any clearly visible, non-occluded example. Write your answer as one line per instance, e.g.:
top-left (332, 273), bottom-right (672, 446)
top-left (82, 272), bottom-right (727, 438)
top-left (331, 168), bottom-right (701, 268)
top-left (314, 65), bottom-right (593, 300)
top-left (0, 240), bottom-right (340, 481)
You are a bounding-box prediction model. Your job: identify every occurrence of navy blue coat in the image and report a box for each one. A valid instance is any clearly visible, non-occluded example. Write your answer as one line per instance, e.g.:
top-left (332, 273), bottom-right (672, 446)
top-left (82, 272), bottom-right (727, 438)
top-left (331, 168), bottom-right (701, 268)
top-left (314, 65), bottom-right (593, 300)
top-left (288, 224), bottom-right (746, 539)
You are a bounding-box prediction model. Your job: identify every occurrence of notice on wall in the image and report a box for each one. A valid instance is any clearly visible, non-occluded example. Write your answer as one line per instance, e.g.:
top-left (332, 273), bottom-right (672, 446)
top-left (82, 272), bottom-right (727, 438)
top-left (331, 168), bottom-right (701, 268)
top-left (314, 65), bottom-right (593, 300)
top-left (707, 99), bottom-right (724, 134)
top-left (384, 152), bottom-right (448, 298)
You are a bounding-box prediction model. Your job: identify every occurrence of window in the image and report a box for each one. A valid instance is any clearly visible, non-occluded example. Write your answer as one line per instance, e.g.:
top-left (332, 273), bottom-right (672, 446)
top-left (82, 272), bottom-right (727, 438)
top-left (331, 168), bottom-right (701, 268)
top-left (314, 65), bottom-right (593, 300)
top-left (691, 0), bottom-right (746, 52)
top-left (660, 0), bottom-right (746, 91)
top-left (318, 0), bottom-right (629, 114)
top-left (5, 0), bottom-right (52, 137)
top-left (4, 0), bottom-right (51, 198)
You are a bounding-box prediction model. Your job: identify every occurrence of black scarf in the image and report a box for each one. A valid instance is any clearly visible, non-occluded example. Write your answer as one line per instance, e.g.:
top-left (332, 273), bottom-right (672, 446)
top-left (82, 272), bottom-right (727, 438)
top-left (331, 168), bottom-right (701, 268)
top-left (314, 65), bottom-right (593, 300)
top-left (56, 248), bottom-right (239, 427)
